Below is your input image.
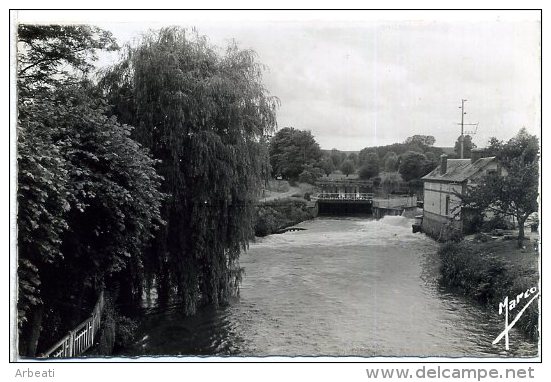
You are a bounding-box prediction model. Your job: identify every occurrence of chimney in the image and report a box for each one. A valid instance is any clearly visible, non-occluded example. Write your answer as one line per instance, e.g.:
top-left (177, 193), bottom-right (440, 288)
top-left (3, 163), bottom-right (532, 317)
top-left (470, 148), bottom-right (485, 164)
top-left (440, 154), bottom-right (448, 175)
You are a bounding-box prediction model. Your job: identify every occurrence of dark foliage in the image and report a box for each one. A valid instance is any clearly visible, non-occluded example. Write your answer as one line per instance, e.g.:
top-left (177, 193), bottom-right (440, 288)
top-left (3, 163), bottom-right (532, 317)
top-left (459, 129), bottom-right (539, 247)
top-left (454, 134), bottom-right (476, 158)
top-left (17, 25), bottom-right (163, 356)
top-left (340, 160), bottom-right (356, 177)
top-left (439, 242), bottom-right (539, 340)
top-left (255, 199), bottom-right (313, 237)
top-left (101, 27), bottom-right (278, 313)
top-left (398, 151), bottom-right (429, 182)
top-left (269, 127), bottom-right (322, 179)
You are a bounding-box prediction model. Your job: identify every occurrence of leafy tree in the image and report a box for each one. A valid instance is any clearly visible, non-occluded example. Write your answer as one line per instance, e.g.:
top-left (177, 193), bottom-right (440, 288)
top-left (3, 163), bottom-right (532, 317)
top-left (454, 134), bottom-right (477, 158)
top-left (358, 148), bottom-right (379, 166)
top-left (459, 130), bottom-right (539, 247)
top-left (357, 137), bottom-right (442, 165)
top-left (359, 164), bottom-right (378, 179)
top-left (380, 173), bottom-right (403, 194)
top-left (358, 151), bottom-right (380, 179)
top-left (382, 151), bottom-right (398, 172)
top-left (486, 137), bottom-right (503, 157)
top-left (17, 25), bottom-right (162, 357)
top-left (347, 152), bottom-right (359, 166)
top-left (330, 148), bottom-right (347, 168)
top-left (405, 135), bottom-right (436, 147)
top-left (298, 164), bottom-right (324, 184)
top-left (18, 86), bottom-right (164, 356)
top-left (340, 160), bottom-right (356, 177)
top-left (423, 151), bottom-right (439, 174)
top-left (101, 27), bottom-right (278, 313)
top-left (398, 151), bottom-right (428, 181)
top-left (17, 25), bottom-right (118, 98)
top-left (17, 94), bottom-right (69, 356)
top-left (318, 157), bottom-right (335, 176)
top-left (269, 127), bottom-right (321, 179)
top-left (491, 128), bottom-right (539, 165)
top-left (405, 135), bottom-right (436, 146)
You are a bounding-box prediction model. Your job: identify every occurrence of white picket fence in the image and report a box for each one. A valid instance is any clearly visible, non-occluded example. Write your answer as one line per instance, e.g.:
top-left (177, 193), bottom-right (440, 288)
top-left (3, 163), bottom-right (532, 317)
top-left (41, 291), bottom-right (104, 358)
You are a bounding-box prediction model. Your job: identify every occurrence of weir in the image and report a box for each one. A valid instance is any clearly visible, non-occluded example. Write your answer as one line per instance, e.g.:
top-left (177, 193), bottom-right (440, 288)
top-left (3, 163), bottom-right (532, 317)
top-left (312, 193), bottom-right (417, 217)
top-left (315, 193), bottom-right (373, 215)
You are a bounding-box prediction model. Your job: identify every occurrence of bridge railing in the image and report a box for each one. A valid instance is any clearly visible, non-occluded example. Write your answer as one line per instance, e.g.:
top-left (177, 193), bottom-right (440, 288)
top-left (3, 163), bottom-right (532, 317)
top-left (314, 193), bottom-right (374, 201)
top-left (40, 291), bottom-right (104, 358)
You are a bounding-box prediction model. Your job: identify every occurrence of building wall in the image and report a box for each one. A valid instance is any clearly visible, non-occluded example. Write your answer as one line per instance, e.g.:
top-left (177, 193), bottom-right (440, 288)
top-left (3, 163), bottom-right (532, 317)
top-left (423, 181), bottom-right (464, 218)
top-left (421, 159), bottom-right (502, 240)
top-left (422, 181), bottom-right (464, 241)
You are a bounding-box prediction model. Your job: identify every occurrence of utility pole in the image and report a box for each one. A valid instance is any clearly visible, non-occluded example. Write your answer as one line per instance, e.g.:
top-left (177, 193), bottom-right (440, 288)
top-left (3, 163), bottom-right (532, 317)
top-left (460, 99), bottom-right (466, 159)
top-left (456, 99), bottom-right (479, 159)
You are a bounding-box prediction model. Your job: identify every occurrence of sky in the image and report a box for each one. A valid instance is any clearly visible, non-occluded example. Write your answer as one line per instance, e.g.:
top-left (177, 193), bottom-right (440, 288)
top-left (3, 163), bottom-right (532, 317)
top-left (16, 10), bottom-right (542, 151)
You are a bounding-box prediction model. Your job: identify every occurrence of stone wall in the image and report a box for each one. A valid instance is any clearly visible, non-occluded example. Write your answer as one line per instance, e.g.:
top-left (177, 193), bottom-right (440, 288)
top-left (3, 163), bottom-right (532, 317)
top-left (422, 210), bottom-right (462, 241)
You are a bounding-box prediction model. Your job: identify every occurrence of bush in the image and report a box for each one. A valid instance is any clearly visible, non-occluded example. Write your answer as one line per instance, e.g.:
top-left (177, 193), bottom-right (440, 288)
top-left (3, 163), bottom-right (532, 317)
top-left (255, 199), bottom-right (313, 236)
top-left (481, 215), bottom-right (516, 231)
top-left (254, 206), bottom-right (281, 237)
top-left (439, 242), bottom-right (510, 304)
top-left (474, 232), bottom-right (490, 242)
top-left (298, 170), bottom-right (318, 185)
top-left (267, 180), bottom-right (290, 193)
top-left (95, 297), bottom-right (138, 355)
top-left (298, 165), bottom-right (324, 185)
top-left (438, 242), bottom-right (538, 340)
top-left (380, 172), bottom-right (404, 194)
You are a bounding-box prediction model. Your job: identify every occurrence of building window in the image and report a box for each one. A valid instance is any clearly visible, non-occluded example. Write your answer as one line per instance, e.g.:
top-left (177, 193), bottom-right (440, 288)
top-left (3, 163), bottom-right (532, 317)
top-left (445, 195), bottom-right (450, 216)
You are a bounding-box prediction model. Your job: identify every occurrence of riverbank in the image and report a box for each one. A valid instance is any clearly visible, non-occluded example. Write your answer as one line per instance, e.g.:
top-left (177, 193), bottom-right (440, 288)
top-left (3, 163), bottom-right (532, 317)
top-left (438, 238), bottom-right (539, 341)
top-left (255, 180), bottom-right (317, 236)
top-left (254, 197), bottom-right (314, 236)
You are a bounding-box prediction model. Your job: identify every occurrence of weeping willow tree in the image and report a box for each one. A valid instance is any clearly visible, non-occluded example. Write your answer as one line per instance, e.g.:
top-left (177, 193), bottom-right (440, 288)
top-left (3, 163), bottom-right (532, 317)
top-left (101, 28), bottom-right (278, 313)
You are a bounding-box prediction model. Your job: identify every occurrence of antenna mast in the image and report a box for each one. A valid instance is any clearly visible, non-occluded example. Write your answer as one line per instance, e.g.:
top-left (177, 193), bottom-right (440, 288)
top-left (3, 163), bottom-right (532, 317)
top-left (457, 99), bottom-right (479, 159)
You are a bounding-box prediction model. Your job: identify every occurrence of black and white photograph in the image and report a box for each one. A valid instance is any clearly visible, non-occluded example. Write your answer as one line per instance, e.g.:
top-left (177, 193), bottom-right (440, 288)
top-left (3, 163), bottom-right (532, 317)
top-left (8, 8), bottom-right (542, 368)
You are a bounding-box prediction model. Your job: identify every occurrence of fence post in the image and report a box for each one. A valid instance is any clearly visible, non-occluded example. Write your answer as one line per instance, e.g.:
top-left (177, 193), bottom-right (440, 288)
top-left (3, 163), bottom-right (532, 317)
top-left (90, 317), bottom-right (95, 347)
top-left (68, 330), bottom-right (75, 358)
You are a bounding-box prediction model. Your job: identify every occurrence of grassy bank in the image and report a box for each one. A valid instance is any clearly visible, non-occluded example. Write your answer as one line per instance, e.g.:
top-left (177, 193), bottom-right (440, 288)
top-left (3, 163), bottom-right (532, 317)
top-left (438, 239), bottom-right (539, 340)
top-left (255, 198), bottom-right (314, 237)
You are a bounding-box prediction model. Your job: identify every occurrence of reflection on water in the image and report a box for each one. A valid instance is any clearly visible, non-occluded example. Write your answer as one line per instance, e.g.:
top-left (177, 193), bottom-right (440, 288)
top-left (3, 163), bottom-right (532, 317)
top-left (120, 216), bottom-right (538, 357)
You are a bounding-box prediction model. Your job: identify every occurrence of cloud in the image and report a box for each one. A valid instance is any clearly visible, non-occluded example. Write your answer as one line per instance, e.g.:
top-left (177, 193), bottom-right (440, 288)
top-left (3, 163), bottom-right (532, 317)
top-left (94, 17), bottom-right (540, 150)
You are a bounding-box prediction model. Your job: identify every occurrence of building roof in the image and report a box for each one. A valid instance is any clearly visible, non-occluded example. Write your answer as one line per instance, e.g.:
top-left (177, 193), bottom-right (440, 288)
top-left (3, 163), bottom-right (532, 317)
top-left (422, 157), bottom-right (496, 183)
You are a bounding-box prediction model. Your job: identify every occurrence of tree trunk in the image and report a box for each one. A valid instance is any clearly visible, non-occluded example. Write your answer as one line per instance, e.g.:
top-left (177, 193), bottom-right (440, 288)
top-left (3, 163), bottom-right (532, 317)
top-left (517, 216), bottom-right (526, 248)
top-left (20, 304), bottom-right (44, 357)
top-left (157, 266), bottom-right (170, 307)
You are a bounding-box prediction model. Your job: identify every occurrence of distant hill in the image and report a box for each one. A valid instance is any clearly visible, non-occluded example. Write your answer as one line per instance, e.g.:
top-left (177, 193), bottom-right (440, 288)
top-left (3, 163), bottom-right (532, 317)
top-left (321, 149), bottom-right (360, 155)
top-left (438, 147), bottom-right (455, 155)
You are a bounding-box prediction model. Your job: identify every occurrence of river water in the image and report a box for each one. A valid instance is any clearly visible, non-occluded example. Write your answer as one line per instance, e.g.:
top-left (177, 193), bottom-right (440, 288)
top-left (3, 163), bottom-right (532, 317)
top-left (120, 216), bottom-right (538, 358)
